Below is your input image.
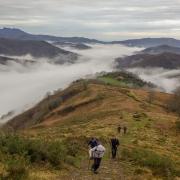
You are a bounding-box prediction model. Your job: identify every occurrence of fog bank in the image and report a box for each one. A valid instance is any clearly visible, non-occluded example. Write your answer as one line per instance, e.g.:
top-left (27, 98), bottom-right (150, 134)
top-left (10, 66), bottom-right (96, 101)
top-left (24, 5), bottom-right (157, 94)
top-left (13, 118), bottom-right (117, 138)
top-left (0, 44), bottom-right (140, 121)
top-left (127, 68), bottom-right (180, 93)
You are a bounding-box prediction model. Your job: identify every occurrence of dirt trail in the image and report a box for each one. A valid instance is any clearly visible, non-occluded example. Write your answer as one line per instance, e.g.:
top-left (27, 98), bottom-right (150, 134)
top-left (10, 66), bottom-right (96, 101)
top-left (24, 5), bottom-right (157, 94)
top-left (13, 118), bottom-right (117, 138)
top-left (62, 155), bottom-right (125, 180)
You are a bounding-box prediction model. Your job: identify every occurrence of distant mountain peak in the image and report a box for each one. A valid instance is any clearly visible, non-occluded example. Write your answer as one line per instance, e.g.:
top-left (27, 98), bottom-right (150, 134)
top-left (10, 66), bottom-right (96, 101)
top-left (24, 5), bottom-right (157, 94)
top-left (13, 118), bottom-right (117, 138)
top-left (0, 27), bottom-right (28, 39)
top-left (0, 27), bottom-right (26, 33)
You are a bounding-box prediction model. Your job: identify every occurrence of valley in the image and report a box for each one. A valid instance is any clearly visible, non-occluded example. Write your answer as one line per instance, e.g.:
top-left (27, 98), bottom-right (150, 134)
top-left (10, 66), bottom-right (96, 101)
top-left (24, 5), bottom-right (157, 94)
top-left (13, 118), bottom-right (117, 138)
top-left (0, 28), bottom-right (179, 180)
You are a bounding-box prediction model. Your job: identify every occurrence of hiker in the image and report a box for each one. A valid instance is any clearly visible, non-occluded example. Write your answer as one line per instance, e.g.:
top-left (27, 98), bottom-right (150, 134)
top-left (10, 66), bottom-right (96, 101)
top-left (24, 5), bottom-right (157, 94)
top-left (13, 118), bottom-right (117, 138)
top-left (117, 126), bottom-right (121, 133)
top-left (123, 126), bottom-right (127, 134)
top-left (89, 140), bottom-right (106, 174)
top-left (88, 137), bottom-right (98, 149)
top-left (88, 138), bottom-right (98, 161)
top-left (110, 137), bottom-right (120, 159)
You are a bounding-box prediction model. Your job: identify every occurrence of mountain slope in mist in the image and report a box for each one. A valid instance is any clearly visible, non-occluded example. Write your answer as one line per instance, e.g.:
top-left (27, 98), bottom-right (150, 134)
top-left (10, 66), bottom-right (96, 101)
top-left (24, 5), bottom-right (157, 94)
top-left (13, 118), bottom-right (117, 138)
top-left (0, 28), bottom-right (103, 44)
top-left (0, 55), bottom-right (35, 65)
top-left (114, 38), bottom-right (180, 48)
top-left (0, 38), bottom-right (78, 63)
top-left (0, 44), bottom-right (141, 121)
top-left (53, 42), bottom-right (92, 50)
top-left (5, 72), bottom-right (155, 129)
top-left (139, 45), bottom-right (180, 55)
top-left (115, 53), bottom-right (180, 69)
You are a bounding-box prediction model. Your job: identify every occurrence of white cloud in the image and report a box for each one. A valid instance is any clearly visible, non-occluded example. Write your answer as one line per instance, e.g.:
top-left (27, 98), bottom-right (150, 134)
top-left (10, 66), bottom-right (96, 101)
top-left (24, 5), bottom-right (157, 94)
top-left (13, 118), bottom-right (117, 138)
top-left (0, 44), bottom-right (140, 121)
top-left (0, 0), bottom-right (180, 40)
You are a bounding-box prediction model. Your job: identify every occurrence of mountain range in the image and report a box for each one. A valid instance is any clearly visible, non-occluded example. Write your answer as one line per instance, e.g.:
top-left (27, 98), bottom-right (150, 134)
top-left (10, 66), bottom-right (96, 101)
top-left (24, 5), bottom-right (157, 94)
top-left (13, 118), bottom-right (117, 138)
top-left (0, 28), bottom-right (102, 44)
top-left (115, 52), bottom-right (180, 69)
top-left (1, 27), bottom-right (180, 69)
top-left (138, 45), bottom-right (180, 55)
top-left (0, 38), bottom-right (78, 63)
top-left (113, 38), bottom-right (180, 48)
top-left (1, 28), bottom-right (180, 48)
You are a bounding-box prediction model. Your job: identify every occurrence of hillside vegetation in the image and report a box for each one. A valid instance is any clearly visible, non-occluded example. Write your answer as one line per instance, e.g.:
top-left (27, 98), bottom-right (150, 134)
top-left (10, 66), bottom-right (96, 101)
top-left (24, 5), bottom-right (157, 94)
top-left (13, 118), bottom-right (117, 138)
top-left (0, 38), bottom-right (78, 64)
top-left (2, 72), bottom-right (180, 179)
top-left (115, 53), bottom-right (180, 69)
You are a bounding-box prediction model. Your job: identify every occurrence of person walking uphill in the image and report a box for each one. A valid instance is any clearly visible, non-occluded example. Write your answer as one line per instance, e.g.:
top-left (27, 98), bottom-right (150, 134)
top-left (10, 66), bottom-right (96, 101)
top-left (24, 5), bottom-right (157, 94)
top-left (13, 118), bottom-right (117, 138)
top-left (89, 141), bottom-right (106, 174)
top-left (110, 137), bottom-right (120, 159)
top-left (117, 126), bottom-right (121, 134)
top-left (88, 137), bottom-right (98, 149)
top-left (123, 126), bottom-right (127, 134)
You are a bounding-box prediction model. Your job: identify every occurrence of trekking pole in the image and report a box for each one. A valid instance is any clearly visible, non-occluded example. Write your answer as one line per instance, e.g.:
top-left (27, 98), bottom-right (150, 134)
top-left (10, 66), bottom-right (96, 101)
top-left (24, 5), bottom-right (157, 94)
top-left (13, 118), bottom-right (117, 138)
top-left (107, 140), bottom-right (111, 159)
top-left (87, 149), bottom-right (91, 170)
top-left (88, 158), bottom-right (90, 170)
top-left (117, 147), bottom-right (120, 160)
top-left (109, 146), bottom-right (111, 159)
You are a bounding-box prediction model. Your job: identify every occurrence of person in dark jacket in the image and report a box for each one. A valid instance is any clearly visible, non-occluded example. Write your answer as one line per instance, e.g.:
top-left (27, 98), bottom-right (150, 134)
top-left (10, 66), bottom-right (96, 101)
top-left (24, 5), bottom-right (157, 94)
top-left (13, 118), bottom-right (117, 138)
top-left (123, 126), bottom-right (127, 134)
top-left (88, 138), bottom-right (98, 149)
top-left (117, 126), bottom-right (121, 133)
top-left (110, 137), bottom-right (120, 159)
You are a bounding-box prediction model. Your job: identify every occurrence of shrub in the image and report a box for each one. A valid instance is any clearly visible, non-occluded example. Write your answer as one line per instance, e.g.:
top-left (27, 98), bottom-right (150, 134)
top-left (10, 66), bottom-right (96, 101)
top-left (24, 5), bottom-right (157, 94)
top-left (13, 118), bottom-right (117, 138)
top-left (46, 141), bottom-right (66, 167)
top-left (147, 90), bottom-right (156, 104)
top-left (65, 156), bottom-right (76, 167)
top-left (175, 120), bottom-right (180, 132)
top-left (0, 134), bottom-right (81, 169)
top-left (3, 156), bottom-right (29, 180)
top-left (121, 147), bottom-right (176, 177)
top-left (27, 140), bottom-right (48, 164)
top-left (27, 140), bottom-right (68, 168)
top-left (0, 135), bottom-right (28, 155)
top-left (167, 87), bottom-right (180, 116)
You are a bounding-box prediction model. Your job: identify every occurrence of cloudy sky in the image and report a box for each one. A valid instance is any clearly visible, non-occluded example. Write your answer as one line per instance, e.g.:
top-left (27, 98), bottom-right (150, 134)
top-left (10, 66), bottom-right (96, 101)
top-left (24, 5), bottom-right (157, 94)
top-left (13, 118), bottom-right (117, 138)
top-left (0, 0), bottom-right (180, 40)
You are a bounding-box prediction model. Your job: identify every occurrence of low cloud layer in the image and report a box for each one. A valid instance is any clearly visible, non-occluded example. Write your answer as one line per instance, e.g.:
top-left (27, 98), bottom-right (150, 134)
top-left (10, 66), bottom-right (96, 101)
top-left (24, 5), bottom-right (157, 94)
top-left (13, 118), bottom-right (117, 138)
top-left (127, 68), bottom-right (180, 92)
top-left (0, 44), bottom-right (139, 121)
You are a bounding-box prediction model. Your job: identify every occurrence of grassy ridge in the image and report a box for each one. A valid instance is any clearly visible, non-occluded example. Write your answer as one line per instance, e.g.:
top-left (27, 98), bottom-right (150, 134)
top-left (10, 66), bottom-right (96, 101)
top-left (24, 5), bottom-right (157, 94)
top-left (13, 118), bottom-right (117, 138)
top-left (1, 72), bottom-right (179, 179)
top-left (97, 71), bottom-right (154, 88)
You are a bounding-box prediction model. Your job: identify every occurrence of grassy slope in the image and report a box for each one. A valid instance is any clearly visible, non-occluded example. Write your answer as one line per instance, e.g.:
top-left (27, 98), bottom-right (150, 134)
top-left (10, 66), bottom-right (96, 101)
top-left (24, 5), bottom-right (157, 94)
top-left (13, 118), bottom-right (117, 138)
top-left (2, 74), bottom-right (180, 179)
top-left (20, 82), bottom-right (180, 179)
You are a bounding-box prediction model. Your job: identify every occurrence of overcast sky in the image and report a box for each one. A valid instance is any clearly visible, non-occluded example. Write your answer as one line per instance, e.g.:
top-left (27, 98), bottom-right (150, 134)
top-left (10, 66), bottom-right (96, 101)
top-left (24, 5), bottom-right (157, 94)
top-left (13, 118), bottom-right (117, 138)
top-left (0, 0), bottom-right (180, 40)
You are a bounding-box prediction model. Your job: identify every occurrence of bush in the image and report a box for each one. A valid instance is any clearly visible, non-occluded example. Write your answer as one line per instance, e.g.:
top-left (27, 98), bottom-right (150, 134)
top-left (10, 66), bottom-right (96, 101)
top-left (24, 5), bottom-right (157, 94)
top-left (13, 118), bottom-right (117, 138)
top-left (0, 135), bottom-right (28, 155)
top-left (2, 157), bottom-right (29, 180)
top-left (167, 87), bottom-right (180, 116)
top-left (65, 141), bottom-right (80, 157)
top-left (0, 134), bottom-right (80, 169)
top-left (175, 120), bottom-right (180, 132)
top-left (46, 141), bottom-right (66, 167)
top-left (121, 147), bottom-right (176, 177)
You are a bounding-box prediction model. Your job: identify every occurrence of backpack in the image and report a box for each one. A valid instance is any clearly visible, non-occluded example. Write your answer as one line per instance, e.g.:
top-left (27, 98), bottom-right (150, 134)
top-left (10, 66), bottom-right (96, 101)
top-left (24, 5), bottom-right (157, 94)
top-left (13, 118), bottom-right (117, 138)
top-left (91, 144), bottom-right (106, 158)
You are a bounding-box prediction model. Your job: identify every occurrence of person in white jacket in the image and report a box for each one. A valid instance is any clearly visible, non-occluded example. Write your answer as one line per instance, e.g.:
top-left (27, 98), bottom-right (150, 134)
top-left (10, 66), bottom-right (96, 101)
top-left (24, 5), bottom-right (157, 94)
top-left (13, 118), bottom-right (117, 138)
top-left (89, 141), bottom-right (106, 174)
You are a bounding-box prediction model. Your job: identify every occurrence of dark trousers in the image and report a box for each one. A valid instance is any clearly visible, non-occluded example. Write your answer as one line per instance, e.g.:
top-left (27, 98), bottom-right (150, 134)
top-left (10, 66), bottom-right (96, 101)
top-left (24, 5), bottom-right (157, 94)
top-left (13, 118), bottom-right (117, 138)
top-left (91, 158), bottom-right (102, 172)
top-left (112, 147), bottom-right (117, 159)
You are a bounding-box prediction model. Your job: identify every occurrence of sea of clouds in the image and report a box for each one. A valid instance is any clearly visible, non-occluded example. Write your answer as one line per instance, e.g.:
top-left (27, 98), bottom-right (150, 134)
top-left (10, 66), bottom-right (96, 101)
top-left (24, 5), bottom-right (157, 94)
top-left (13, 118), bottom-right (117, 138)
top-left (0, 44), bottom-right (140, 121)
top-left (0, 44), bottom-right (179, 122)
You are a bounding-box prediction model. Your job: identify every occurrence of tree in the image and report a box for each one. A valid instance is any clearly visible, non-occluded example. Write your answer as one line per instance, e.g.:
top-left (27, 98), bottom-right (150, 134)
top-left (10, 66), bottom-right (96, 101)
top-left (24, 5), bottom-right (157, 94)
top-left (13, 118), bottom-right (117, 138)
top-left (167, 87), bottom-right (180, 116)
top-left (147, 90), bottom-right (155, 104)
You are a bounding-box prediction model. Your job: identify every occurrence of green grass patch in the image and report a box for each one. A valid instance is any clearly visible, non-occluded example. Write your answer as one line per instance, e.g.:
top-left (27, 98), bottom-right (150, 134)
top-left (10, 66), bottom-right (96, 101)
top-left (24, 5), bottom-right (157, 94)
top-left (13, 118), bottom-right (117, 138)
top-left (0, 134), bottom-right (82, 175)
top-left (97, 71), bottom-right (154, 88)
top-left (121, 147), bottom-right (180, 178)
top-left (98, 77), bottom-right (126, 87)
